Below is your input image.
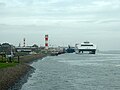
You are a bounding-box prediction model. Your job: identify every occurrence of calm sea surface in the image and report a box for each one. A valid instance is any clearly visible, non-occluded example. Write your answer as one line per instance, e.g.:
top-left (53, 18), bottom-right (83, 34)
top-left (21, 53), bottom-right (120, 90)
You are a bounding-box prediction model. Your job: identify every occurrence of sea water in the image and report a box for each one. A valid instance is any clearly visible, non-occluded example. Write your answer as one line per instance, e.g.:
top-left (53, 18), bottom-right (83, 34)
top-left (21, 53), bottom-right (120, 90)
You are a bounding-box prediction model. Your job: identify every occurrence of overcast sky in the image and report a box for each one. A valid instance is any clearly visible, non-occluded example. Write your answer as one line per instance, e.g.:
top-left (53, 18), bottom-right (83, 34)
top-left (0, 0), bottom-right (120, 50)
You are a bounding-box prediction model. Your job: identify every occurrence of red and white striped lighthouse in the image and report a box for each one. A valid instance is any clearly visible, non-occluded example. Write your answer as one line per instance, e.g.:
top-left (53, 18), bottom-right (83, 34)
top-left (45, 35), bottom-right (48, 49)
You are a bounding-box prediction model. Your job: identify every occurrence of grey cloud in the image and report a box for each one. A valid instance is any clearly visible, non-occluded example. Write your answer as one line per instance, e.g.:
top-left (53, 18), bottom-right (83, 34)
top-left (76, 20), bottom-right (97, 23)
top-left (99, 20), bottom-right (120, 23)
top-left (0, 2), bottom-right (6, 7)
top-left (0, 0), bottom-right (120, 18)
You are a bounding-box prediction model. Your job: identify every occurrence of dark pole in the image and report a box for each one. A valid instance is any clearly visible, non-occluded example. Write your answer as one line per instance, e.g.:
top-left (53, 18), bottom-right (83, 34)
top-left (18, 56), bottom-right (20, 63)
top-left (2, 54), bottom-right (3, 61)
top-left (9, 57), bottom-right (12, 63)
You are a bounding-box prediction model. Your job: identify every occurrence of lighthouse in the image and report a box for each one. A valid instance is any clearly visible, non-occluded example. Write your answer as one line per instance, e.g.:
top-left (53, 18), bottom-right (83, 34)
top-left (45, 35), bottom-right (48, 49)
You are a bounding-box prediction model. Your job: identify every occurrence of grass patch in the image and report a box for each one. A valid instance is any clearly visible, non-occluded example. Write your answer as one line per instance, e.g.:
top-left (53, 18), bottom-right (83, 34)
top-left (0, 63), bottom-right (17, 69)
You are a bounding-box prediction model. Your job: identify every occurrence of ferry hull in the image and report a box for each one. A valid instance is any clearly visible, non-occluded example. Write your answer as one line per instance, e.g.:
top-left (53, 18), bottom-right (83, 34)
top-left (76, 49), bottom-right (96, 54)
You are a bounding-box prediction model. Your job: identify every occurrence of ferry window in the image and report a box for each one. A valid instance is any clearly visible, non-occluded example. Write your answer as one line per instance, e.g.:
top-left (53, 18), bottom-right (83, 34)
top-left (81, 45), bottom-right (93, 46)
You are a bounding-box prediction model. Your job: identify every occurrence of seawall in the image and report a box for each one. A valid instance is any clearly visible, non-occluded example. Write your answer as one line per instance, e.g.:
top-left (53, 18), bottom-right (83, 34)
top-left (0, 54), bottom-right (46, 90)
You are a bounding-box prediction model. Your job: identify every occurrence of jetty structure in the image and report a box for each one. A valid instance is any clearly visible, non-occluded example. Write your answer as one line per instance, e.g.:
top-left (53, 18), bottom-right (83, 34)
top-left (15, 38), bottom-right (40, 54)
top-left (75, 41), bottom-right (97, 54)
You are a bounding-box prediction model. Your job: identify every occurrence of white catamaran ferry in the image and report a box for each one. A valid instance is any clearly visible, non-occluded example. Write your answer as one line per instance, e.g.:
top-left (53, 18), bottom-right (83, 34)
top-left (75, 41), bottom-right (97, 54)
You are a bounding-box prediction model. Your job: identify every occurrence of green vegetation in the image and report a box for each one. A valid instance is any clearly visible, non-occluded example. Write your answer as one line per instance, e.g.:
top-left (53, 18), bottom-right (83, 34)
top-left (0, 56), bottom-right (19, 69)
top-left (0, 63), bottom-right (17, 69)
top-left (0, 54), bottom-right (45, 69)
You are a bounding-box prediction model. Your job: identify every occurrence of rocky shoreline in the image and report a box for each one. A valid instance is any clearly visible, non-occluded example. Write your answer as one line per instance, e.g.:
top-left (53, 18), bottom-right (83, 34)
top-left (0, 54), bottom-right (46, 90)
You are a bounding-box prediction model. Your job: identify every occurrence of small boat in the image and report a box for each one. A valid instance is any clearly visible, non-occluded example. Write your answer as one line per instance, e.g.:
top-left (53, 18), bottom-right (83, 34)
top-left (66, 45), bottom-right (75, 53)
top-left (75, 41), bottom-right (97, 54)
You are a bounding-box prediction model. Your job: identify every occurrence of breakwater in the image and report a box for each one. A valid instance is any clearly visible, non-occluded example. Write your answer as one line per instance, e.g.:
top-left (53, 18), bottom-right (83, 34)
top-left (0, 54), bottom-right (46, 90)
top-left (0, 64), bottom-right (33, 90)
